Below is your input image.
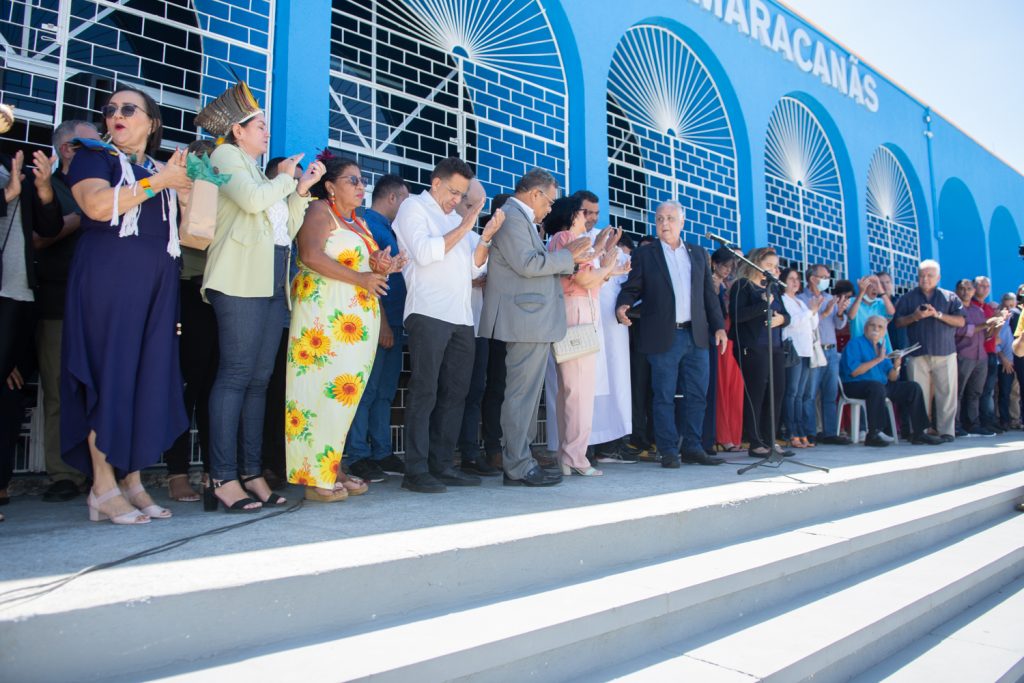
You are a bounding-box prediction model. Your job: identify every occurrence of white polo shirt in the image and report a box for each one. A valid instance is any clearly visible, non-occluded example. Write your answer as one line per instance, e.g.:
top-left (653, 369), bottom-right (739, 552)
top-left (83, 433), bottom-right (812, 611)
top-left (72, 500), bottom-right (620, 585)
top-left (394, 190), bottom-right (486, 326)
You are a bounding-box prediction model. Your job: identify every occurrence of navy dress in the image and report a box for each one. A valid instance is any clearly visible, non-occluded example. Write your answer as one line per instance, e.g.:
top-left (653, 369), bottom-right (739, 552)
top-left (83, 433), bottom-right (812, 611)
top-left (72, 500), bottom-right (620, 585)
top-left (61, 147), bottom-right (188, 476)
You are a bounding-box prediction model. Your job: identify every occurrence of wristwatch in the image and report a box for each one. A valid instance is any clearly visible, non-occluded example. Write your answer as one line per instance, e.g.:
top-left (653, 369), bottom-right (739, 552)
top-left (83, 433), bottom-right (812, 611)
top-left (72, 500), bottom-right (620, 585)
top-left (937, 311), bottom-right (944, 320)
top-left (481, 238), bottom-right (492, 248)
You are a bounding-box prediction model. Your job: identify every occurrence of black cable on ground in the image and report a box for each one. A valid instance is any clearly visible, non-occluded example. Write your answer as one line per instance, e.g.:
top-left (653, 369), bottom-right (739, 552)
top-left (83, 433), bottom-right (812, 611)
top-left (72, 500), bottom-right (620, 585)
top-left (0, 497), bottom-right (304, 609)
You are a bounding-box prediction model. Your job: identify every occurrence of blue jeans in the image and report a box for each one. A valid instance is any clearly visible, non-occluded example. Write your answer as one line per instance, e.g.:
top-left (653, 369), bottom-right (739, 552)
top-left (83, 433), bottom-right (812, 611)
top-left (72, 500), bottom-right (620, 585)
top-left (207, 246), bottom-right (290, 481)
top-left (812, 347), bottom-right (841, 436)
top-left (979, 353), bottom-right (999, 426)
top-left (647, 327), bottom-right (709, 456)
top-left (458, 336), bottom-right (489, 456)
top-left (345, 324), bottom-right (405, 462)
top-left (784, 357), bottom-right (811, 438)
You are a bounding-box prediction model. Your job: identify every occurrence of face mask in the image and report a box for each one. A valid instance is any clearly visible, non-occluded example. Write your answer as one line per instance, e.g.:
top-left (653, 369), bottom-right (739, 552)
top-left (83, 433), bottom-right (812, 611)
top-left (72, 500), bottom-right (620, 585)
top-left (818, 278), bottom-right (831, 291)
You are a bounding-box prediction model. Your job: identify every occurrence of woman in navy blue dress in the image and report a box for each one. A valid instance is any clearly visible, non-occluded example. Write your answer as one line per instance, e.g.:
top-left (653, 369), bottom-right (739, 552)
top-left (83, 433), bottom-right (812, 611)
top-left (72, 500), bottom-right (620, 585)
top-left (62, 88), bottom-right (193, 524)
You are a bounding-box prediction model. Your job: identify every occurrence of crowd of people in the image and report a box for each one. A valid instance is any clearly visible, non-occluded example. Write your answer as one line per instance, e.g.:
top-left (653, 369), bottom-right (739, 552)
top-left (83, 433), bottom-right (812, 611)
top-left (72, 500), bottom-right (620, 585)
top-left (2, 82), bottom-right (1023, 525)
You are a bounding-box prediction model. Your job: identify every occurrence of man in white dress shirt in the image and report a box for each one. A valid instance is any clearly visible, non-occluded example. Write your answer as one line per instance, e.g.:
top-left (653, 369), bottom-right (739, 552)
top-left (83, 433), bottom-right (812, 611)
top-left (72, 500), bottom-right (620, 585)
top-left (394, 158), bottom-right (502, 493)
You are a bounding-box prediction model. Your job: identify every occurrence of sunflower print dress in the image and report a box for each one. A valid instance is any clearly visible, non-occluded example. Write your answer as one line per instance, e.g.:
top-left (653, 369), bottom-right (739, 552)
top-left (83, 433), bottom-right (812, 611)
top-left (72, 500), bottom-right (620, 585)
top-left (285, 212), bottom-right (381, 489)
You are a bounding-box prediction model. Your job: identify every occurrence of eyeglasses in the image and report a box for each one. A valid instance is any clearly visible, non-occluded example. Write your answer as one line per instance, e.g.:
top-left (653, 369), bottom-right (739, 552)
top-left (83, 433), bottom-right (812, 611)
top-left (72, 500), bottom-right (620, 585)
top-left (342, 175), bottom-right (369, 187)
top-left (100, 103), bottom-right (144, 119)
top-left (443, 182), bottom-right (467, 200)
top-left (537, 189), bottom-right (557, 206)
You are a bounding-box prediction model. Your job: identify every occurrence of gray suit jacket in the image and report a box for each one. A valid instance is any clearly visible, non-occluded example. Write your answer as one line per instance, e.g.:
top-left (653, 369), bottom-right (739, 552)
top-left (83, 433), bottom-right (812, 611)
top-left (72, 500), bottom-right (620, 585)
top-left (479, 199), bottom-right (576, 342)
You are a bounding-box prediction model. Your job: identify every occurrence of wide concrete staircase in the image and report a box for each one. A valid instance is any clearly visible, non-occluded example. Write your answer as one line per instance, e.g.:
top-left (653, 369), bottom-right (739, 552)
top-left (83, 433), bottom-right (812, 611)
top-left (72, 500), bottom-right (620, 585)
top-left (4, 444), bottom-right (1024, 682)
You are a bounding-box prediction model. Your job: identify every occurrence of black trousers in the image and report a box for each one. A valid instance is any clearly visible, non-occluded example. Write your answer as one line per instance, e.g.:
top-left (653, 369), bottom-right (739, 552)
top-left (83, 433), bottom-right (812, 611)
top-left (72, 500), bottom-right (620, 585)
top-left (261, 328), bottom-right (289, 478)
top-left (843, 380), bottom-right (929, 436)
top-left (735, 344), bottom-right (785, 450)
top-left (0, 298), bottom-right (36, 490)
top-left (163, 278), bottom-right (217, 475)
top-left (629, 347), bottom-right (654, 448)
top-left (481, 338), bottom-right (506, 454)
top-left (404, 314), bottom-right (475, 476)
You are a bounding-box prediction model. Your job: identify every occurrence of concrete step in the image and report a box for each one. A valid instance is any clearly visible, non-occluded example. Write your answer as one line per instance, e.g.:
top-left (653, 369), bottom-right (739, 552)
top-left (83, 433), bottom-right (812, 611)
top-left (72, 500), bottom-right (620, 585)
top-left (109, 470), bottom-right (1024, 682)
top-left (852, 573), bottom-right (1024, 683)
top-left (600, 515), bottom-right (1024, 683)
top-left (4, 446), bottom-right (1022, 682)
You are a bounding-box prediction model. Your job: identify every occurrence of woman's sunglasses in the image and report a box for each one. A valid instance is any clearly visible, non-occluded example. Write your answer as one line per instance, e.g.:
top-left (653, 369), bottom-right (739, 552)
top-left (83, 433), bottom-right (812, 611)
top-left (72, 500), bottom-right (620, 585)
top-left (341, 175), bottom-right (369, 187)
top-left (100, 103), bottom-right (145, 119)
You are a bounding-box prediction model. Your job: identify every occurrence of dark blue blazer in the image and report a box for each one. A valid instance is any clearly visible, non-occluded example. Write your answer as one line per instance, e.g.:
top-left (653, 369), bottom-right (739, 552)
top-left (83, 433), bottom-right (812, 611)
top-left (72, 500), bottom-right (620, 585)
top-left (616, 239), bottom-right (724, 354)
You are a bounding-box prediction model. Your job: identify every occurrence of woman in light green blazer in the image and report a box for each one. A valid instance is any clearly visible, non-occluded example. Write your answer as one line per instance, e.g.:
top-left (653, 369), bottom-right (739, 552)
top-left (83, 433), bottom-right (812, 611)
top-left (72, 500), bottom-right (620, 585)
top-left (199, 103), bottom-right (324, 512)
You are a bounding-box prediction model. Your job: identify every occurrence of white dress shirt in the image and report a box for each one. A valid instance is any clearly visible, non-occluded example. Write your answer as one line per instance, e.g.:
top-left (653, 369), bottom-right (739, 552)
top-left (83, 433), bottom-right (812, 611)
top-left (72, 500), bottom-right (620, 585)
top-left (661, 240), bottom-right (692, 324)
top-left (781, 293), bottom-right (820, 357)
top-left (394, 190), bottom-right (486, 326)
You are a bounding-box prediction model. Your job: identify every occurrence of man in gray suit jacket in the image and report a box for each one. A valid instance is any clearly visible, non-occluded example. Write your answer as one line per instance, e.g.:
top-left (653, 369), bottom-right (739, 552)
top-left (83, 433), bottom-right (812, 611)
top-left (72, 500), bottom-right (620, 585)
top-left (479, 169), bottom-right (593, 486)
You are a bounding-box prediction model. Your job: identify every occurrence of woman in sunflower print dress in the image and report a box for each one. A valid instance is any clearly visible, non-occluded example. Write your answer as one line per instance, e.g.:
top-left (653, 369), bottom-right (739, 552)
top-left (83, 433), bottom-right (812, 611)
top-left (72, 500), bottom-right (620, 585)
top-left (286, 155), bottom-right (405, 502)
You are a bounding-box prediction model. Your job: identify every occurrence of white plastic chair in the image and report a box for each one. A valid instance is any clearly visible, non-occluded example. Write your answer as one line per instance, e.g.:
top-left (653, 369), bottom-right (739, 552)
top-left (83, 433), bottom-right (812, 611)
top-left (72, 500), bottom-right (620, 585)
top-left (837, 380), bottom-right (899, 445)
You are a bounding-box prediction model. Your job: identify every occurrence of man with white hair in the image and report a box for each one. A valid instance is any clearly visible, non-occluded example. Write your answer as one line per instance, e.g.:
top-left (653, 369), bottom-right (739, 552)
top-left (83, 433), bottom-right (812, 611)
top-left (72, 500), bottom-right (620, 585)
top-left (894, 259), bottom-right (966, 441)
top-left (616, 201), bottom-right (726, 467)
top-left (840, 316), bottom-right (942, 447)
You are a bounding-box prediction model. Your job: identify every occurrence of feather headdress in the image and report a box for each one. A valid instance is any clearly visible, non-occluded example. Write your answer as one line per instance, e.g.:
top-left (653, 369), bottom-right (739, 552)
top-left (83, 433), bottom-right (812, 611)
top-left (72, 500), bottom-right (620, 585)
top-left (195, 81), bottom-right (262, 137)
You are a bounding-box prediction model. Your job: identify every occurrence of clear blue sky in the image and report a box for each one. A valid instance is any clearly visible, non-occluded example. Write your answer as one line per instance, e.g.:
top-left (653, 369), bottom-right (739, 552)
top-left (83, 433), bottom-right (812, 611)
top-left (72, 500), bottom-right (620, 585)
top-left (779, 0), bottom-right (1024, 175)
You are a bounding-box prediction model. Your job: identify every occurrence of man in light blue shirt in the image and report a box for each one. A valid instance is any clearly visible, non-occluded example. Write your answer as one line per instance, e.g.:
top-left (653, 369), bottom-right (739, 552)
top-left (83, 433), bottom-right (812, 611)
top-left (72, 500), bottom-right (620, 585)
top-left (840, 316), bottom-right (942, 447)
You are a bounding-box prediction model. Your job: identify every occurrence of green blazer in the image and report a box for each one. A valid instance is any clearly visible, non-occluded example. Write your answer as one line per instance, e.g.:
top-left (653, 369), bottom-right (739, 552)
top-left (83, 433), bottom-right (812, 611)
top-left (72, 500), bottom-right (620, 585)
top-left (202, 143), bottom-right (311, 303)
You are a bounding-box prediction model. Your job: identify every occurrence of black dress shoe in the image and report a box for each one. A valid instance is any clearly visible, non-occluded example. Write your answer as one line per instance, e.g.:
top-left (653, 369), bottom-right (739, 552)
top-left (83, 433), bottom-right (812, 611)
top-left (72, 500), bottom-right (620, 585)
top-left (680, 449), bottom-right (723, 466)
top-left (865, 432), bottom-right (891, 448)
top-left (503, 465), bottom-right (562, 487)
top-left (42, 479), bottom-right (80, 502)
top-left (911, 433), bottom-right (943, 445)
top-left (432, 467), bottom-right (481, 487)
top-left (401, 472), bottom-right (447, 493)
top-left (818, 434), bottom-right (852, 445)
top-left (939, 434), bottom-right (955, 443)
top-left (461, 459), bottom-right (501, 477)
top-left (660, 456), bottom-right (681, 469)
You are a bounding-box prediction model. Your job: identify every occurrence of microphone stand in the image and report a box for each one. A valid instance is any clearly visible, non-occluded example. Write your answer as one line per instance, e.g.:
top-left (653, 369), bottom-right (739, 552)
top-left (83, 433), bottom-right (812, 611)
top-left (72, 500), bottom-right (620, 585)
top-left (705, 233), bottom-right (829, 476)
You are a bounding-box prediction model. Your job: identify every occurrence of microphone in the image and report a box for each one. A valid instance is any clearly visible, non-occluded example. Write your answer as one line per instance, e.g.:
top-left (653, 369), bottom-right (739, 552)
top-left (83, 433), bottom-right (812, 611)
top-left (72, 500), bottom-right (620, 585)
top-left (705, 232), bottom-right (740, 249)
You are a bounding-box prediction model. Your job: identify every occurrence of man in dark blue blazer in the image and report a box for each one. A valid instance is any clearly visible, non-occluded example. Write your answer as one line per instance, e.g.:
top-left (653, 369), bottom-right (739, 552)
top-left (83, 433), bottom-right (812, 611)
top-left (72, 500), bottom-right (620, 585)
top-left (616, 201), bottom-right (726, 467)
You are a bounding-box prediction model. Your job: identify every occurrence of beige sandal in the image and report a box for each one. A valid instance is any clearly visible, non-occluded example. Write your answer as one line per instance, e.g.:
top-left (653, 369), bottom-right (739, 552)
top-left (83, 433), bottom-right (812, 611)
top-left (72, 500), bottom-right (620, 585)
top-left (338, 473), bottom-right (369, 496)
top-left (305, 486), bottom-right (348, 503)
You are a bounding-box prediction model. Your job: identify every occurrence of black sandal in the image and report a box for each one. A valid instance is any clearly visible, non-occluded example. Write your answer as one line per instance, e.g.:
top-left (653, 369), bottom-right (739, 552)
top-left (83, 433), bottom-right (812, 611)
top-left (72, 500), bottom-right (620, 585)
top-left (204, 479), bottom-right (262, 513)
top-left (240, 474), bottom-right (287, 506)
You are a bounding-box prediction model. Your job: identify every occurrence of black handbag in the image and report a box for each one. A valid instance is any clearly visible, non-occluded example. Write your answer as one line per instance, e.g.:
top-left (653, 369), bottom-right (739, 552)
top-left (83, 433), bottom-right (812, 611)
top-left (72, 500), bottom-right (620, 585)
top-left (781, 337), bottom-right (800, 367)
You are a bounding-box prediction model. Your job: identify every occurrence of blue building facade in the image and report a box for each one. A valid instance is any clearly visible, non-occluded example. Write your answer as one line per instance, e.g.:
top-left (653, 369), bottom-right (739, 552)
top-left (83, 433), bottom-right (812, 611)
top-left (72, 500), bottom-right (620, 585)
top-left (4, 0), bottom-right (1022, 292)
top-left (3, 0), bottom-right (1023, 465)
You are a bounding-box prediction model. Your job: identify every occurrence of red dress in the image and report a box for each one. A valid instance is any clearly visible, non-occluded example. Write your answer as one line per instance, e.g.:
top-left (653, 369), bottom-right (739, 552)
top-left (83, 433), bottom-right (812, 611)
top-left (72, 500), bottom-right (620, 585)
top-left (716, 286), bottom-right (744, 445)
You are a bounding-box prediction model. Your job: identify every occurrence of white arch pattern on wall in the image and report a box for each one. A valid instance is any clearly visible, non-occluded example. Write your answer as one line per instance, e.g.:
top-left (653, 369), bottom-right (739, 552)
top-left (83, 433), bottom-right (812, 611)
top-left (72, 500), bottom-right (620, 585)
top-left (607, 23), bottom-right (739, 244)
top-left (764, 96), bottom-right (847, 276)
top-left (329, 0), bottom-right (569, 454)
top-left (865, 145), bottom-right (921, 291)
top-left (329, 0), bottom-right (569, 195)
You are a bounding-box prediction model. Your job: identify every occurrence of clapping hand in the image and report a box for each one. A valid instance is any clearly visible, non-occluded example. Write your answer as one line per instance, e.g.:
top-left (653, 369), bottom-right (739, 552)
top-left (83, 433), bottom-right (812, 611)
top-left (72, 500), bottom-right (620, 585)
top-left (279, 153), bottom-right (305, 182)
top-left (32, 150), bottom-right (56, 185)
top-left (481, 207), bottom-right (505, 242)
top-left (154, 148), bottom-right (192, 193)
top-left (566, 235), bottom-right (595, 263)
top-left (4, 150), bottom-right (23, 202)
top-left (297, 159), bottom-right (325, 196)
top-left (592, 226), bottom-right (620, 258)
top-left (610, 258), bottom-right (632, 278)
top-left (917, 304), bottom-right (937, 320)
